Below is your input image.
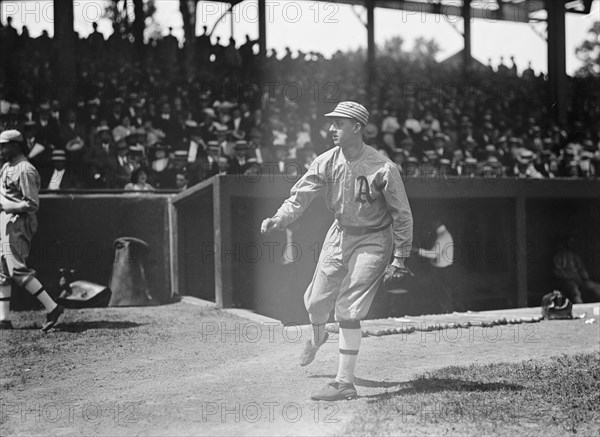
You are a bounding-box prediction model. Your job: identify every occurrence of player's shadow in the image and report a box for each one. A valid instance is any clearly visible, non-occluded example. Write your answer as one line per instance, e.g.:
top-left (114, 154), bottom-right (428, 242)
top-left (56, 321), bottom-right (143, 332)
top-left (361, 377), bottom-right (524, 401)
top-left (309, 374), bottom-right (406, 389)
top-left (308, 375), bottom-right (523, 400)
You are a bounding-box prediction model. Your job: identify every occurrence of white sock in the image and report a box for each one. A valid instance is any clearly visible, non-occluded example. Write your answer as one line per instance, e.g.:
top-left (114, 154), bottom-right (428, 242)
top-left (0, 284), bottom-right (11, 321)
top-left (24, 278), bottom-right (57, 312)
top-left (336, 327), bottom-right (361, 384)
top-left (311, 323), bottom-right (327, 346)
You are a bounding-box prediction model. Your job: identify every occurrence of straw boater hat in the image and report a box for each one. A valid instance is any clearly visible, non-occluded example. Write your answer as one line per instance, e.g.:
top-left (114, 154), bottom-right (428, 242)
top-left (66, 137), bottom-right (85, 152)
top-left (517, 149), bottom-right (536, 164)
top-left (51, 149), bottom-right (66, 161)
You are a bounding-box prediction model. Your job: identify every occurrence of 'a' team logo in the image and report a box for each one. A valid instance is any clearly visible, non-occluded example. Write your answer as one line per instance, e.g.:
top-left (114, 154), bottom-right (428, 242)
top-left (355, 176), bottom-right (374, 204)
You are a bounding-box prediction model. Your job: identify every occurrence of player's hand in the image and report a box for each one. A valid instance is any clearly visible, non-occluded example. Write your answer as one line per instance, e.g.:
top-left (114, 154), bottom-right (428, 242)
top-left (391, 257), bottom-right (406, 269)
top-left (261, 217), bottom-right (282, 235)
top-left (383, 263), bottom-right (414, 290)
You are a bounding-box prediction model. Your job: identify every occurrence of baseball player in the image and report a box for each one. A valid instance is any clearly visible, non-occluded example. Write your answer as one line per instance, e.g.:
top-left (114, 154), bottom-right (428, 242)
top-left (0, 130), bottom-right (64, 332)
top-left (261, 102), bottom-right (413, 401)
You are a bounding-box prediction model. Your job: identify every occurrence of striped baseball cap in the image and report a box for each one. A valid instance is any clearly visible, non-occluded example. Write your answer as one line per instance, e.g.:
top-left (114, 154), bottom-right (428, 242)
top-left (325, 101), bottom-right (369, 126)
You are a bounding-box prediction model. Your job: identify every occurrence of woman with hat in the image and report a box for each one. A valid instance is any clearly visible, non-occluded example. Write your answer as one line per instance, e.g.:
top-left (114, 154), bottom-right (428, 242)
top-left (124, 167), bottom-right (155, 192)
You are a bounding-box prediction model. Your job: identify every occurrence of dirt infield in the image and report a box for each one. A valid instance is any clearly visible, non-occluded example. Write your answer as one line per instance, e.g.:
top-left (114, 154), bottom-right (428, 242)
top-left (1, 301), bottom-right (598, 436)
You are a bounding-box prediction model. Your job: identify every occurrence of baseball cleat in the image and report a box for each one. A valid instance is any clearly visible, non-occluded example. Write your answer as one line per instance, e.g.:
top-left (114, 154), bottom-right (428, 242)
top-left (41, 305), bottom-right (64, 332)
top-left (0, 320), bottom-right (13, 330)
top-left (311, 381), bottom-right (357, 401)
top-left (299, 332), bottom-right (329, 367)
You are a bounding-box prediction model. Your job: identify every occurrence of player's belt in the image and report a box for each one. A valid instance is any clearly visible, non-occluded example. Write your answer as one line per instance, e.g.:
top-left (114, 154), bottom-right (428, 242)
top-left (337, 222), bottom-right (391, 236)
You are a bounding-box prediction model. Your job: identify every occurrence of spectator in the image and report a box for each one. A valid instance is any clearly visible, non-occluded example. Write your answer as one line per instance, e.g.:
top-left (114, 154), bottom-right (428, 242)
top-left (227, 140), bottom-right (253, 175)
top-left (196, 25), bottom-right (212, 64)
top-left (60, 108), bottom-right (86, 149)
top-left (124, 167), bottom-right (155, 191)
top-left (402, 110), bottom-right (422, 137)
top-left (0, 20), bottom-right (598, 188)
top-left (147, 144), bottom-right (175, 189)
top-left (421, 111), bottom-right (441, 135)
top-left (175, 170), bottom-right (188, 191)
top-left (42, 149), bottom-right (83, 190)
top-left (87, 22), bottom-right (105, 55)
top-left (432, 133), bottom-right (452, 161)
top-left (84, 125), bottom-right (118, 188)
top-left (522, 61), bottom-right (535, 80)
top-left (381, 109), bottom-right (401, 136)
top-left (36, 102), bottom-right (60, 149)
top-left (114, 140), bottom-right (135, 187)
top-left (514, 149), bottom-right (544, 179)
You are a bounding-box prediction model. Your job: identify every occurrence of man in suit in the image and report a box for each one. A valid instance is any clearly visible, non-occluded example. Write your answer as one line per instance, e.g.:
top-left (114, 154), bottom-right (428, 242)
top-left (42, 149), bottom-right (83, 190)
top-left (227, 141), bottom-right (253, 175)
top-left (59, 108), bottom-right (87, 150)
top-left (83, 126), bottom-right (118, 188)
top-left (36, 102), bottom-right (60, 149)
top-left (194, 141), bottom-right (222, 183)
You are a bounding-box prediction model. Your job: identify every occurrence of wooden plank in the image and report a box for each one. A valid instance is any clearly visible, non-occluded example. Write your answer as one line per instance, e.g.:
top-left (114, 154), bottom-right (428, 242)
top-left (213, 176), bottom-right (234, 308)
top-left (171, 175), bottom-right (216, 205)
top-left (168, 198), bottom-right (179, 299)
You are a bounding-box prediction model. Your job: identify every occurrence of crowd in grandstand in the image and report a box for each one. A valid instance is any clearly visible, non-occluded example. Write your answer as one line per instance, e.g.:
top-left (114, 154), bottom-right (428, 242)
top-left (0, 18), bottom-right (599, 191)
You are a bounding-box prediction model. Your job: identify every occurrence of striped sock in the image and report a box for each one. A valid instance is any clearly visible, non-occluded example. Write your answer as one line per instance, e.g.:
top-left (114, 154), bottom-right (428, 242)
top-left (336, 326), bottom-right (362, 384)
top-left (0, 285), bottom-right (10, 321)
top-left (24, 278), bottom-right (57, 312)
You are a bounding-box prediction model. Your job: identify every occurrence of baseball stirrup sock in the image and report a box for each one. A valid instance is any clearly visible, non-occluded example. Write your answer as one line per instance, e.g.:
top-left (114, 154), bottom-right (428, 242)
top-left (24, 278), bottom-right (57, 312)
top-left (336, 327), bottom-right (362, 384)
top-left (0, 285), bottom-right (10, 321)
top-left (311, 323), bottom-right (327, 346)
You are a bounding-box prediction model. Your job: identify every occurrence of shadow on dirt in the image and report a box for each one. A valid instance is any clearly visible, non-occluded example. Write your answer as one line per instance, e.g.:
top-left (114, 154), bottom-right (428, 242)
top-left (361, 377), bottom-right (524, 401)
top-left (56, 321), bottom-right (143, 332)
top-left (308, 374), bottom-right (524, 400)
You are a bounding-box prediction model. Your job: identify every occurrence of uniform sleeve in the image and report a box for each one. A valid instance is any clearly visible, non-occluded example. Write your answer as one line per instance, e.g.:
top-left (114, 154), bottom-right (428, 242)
top-left (381, 163), bottom-right (413, 259)
top-left (17, 166), bottom-right (40, 213)
top-left (273, 160), bottom-right (325, 228)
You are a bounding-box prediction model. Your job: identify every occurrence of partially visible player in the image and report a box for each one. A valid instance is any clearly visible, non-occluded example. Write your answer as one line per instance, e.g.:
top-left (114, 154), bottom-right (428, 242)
top-left (261, 102), bottom-right (413, 401)
top-left (412, 219), bottom-right (458, 312)
top-left (0, 130), bottom-right (65, 332)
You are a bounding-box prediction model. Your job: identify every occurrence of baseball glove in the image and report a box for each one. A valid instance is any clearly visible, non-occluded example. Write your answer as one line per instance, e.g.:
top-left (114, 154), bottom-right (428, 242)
top-left (383, 264), bottom-right (414, 290)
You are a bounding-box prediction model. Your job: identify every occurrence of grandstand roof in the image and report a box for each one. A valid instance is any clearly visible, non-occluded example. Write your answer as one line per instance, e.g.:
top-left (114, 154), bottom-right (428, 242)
top-left (224, 0), bottom-right (593, 23)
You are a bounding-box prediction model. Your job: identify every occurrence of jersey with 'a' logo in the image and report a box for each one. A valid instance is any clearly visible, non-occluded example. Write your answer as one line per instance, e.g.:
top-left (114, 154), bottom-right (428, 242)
top-left (274, 144), bottom-right (413, 259)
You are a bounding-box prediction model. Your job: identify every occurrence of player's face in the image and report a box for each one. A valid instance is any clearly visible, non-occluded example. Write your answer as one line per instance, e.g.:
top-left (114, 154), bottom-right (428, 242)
top-left (0, 142), bottom-right (18, 161)
top-left (329, 118), bottom-right (359, 146)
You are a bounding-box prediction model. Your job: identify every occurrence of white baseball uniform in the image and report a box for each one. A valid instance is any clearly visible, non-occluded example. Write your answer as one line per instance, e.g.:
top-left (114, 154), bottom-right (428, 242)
top-left (273, 143), bottom-right (413, 323)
